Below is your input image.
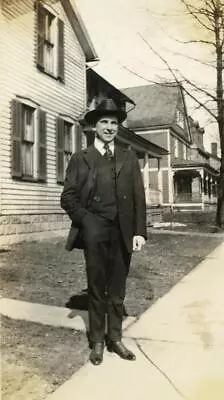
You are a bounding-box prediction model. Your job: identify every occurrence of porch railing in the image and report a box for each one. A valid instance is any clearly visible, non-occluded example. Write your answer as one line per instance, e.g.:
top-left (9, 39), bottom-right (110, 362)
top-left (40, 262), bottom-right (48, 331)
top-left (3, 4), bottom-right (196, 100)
top-left (174, 193), bottom-right (202, 203)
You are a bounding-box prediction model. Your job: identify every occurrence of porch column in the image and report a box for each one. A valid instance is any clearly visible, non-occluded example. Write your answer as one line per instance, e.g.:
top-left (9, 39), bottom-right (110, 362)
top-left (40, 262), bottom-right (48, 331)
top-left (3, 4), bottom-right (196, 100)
top-left (198, 169), bottom-right (205, 210)
top-left (143, 153), bottom-right (150, 205)
top-left (157, 158), bottom-right (163, 204)
top-left (213, 177), bottom-right (218, 199)
top-left (209, 175), bottom-right (213, 202)
top-left (204, 174), bottom-right (209, 202)
top-left (170, 170), bottom-right (175, 209)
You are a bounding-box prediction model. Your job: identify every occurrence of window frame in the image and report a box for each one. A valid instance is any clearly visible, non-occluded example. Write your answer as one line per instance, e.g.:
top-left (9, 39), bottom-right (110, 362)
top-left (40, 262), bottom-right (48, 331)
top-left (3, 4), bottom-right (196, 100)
top-left (21, 104), bottom-right (37, 179)
top-left (56, 116), bottom-right (78, 184)
top-left (176, 109), bottom-right (185, 129)
top-left (174, 138), bottom-right (179, 158)
top-left (36, 2), bottom-right (64, 81)
top-left (11, 98), bottom-right (47, 183)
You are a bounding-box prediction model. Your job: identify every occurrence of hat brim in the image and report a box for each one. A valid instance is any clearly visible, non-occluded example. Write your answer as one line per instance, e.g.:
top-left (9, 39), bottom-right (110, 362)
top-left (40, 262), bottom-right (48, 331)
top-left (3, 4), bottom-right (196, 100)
top-left (84, 109), bottom-right (127, 124)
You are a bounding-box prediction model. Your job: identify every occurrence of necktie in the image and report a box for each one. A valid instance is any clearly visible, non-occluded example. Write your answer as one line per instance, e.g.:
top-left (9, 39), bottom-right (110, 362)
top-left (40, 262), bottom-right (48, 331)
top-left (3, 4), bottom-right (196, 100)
top-left (103, 143), bottom-right (113, 159)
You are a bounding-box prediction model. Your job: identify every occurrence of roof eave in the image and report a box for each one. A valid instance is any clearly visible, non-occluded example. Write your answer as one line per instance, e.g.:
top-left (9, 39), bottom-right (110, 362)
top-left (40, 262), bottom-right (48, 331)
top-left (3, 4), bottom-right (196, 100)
top-left (119, 126), bottom-right (168, 156)
top-left (172, 162), bottom-right (219, 174)
top-left (60, 0), bottom-right (98, 62)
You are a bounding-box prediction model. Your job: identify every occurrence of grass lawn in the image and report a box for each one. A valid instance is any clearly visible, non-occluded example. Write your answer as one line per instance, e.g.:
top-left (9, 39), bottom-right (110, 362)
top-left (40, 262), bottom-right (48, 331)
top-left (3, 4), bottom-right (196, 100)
top-left (2, 316), bottom-right (89, 400)
top-left (1, 233), bottom-right (223, 400)
top-left (161, 209), bottom-right (224, 233)
top-left (0, 233), bottom-right (223, 315)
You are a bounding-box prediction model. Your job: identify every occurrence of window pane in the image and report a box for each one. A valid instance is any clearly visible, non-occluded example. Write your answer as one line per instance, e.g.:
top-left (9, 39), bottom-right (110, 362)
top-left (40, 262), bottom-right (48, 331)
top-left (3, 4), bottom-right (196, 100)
top-left (45, 12), bottom-right (54, 43)
top-left (176, 110), bottom-right (184, 129)
top-left (22, 143), bottom-right (33, 177)
top-left (64, 122), bottom-right (72, 152)
top-left (64, 152), bottom-right (72, 176)
top-left (42, 10), bottom-right (55, 73)
top-left (22, 106), bottom-right (34, 142)
top-left (44, 43), bottom-right (54, 74)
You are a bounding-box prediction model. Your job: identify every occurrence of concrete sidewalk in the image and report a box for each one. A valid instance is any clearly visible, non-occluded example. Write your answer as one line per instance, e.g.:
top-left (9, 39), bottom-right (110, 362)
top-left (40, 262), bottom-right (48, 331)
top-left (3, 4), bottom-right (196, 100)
top-left (45, 241), bottom-right (224, 400)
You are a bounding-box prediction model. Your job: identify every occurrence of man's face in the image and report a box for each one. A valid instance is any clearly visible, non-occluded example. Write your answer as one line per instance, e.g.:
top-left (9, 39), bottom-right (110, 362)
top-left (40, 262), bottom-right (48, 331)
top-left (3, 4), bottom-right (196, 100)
top-left (95, 115), bottom-right (119, 143)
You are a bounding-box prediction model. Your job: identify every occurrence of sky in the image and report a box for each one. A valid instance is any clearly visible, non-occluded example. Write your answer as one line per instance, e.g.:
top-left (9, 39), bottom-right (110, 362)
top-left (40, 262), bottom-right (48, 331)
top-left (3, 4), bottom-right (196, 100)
top-left (75, 0), bottom-right (219, 150)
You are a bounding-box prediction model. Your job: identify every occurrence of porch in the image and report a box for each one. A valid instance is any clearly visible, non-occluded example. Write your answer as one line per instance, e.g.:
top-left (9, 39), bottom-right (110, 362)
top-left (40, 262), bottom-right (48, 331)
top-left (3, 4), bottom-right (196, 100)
top-left (172, 166), bottom-right (219, 210)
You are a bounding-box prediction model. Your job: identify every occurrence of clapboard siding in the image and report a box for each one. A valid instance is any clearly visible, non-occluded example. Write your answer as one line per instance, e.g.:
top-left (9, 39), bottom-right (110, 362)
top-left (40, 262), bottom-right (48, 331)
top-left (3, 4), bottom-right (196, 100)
top-left (0, 0), bottom-right (87, 215)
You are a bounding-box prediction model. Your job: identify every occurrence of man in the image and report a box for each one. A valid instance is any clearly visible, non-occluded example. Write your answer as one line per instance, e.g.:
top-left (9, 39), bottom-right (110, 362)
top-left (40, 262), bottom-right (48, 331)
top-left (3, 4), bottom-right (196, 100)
top-left (61, 99), bottom-right (146, 366)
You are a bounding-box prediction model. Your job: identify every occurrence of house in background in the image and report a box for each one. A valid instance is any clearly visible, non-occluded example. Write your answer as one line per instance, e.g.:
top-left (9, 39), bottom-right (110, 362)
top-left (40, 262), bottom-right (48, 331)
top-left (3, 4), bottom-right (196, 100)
top-left (172, 117), bottom-right (220, 210)
top-left (82, 69), bottom-right (168, 208)
top-left (0, 0), bottom-right (98, 244)
top-left (122, 83), bottom-right (220, 211)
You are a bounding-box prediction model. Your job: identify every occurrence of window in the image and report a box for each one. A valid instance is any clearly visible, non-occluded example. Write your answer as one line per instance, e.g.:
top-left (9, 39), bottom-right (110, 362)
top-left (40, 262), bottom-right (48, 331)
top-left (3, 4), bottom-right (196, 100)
top-left (56, 117), bottom-right (82, 183)
top-left (176, 109), bottom-right (185, 129)
top-left (174, 138), bottom-right (179, 158)
top-left (22, 105), bottom-right (35, 177)
top-left (11, 99), bottom-right (46, 181)
top-left (36, 2), bottom-right (64, 80)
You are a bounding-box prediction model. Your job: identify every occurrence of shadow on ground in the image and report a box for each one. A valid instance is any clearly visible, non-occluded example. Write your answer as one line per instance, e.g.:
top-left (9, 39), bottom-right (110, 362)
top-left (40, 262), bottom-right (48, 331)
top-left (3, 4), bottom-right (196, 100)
top-left (65, 288), bottom-right (129, 317)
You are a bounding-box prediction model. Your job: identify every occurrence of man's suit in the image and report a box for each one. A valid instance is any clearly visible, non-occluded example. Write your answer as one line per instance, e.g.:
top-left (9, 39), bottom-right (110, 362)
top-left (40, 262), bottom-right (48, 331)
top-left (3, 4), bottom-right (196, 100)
top-left (61, 144), bottom-right (146, 343)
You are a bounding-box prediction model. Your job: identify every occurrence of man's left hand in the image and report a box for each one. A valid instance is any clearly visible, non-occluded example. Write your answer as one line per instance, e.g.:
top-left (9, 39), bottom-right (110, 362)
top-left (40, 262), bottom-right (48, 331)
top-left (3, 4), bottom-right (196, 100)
top-left (133, 236), bottom-right (145, 251)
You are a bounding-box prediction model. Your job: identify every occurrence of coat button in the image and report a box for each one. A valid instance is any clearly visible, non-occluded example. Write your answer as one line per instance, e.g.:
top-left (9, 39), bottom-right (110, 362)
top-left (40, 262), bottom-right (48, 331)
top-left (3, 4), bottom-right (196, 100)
top-left (123, 195), bottom-right (126, 199)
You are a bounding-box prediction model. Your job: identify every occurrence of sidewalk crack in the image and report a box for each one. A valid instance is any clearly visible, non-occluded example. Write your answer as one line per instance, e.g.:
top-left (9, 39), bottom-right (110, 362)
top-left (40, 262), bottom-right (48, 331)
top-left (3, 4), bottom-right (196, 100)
top-left (134, 339), bottom-right (188, 400)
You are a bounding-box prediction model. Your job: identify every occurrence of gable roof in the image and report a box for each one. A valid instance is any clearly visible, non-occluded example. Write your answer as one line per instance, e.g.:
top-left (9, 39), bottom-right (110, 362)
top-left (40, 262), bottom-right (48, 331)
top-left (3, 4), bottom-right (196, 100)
top-left (60, 0), bottom-right (98, 62)
top-left (122, 83), bottom-right (182, 129)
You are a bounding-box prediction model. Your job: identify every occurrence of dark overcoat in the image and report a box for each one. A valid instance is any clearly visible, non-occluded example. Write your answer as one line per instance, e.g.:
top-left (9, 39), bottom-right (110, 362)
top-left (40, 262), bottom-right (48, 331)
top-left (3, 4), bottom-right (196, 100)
top-left (60, 144), bottom-right (147, 253)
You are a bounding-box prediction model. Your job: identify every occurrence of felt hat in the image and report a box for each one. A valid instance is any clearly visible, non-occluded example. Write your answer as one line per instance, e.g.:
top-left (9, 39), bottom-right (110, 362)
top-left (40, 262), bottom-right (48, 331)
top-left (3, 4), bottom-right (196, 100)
top-left (84, 98), bottom-right (127, 124)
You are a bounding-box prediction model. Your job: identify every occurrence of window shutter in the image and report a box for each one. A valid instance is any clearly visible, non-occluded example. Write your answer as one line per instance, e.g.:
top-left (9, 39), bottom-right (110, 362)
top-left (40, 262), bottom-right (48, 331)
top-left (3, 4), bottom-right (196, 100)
top-left (36, 1), bottom-right (45, 69)
top-left (75, 123), bottom-right (83, 152)
top-left (56, 117), bottom-right (64, 183)
top-left (38, 109), bottom-right (47, 181)
top-left (11, 99), bottom-right (22, 178)
top-left (57, 19), bottom-right (64, 81)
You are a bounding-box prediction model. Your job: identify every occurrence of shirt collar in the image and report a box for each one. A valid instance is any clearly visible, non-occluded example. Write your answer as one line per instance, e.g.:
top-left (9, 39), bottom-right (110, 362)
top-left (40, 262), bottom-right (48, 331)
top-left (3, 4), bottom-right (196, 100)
top-left (94, 137), bottom-right (115, 156)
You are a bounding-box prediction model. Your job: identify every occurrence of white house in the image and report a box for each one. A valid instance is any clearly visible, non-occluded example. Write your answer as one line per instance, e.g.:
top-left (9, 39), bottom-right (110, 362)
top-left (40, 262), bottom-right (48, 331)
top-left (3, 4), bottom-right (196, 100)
top-left (0, 0), bottom-right (98, 245)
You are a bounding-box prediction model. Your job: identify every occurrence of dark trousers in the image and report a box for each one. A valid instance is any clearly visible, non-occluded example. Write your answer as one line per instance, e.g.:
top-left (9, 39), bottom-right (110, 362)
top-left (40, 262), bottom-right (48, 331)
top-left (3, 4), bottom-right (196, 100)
top-left (82, 213), bottom-right (131, 343)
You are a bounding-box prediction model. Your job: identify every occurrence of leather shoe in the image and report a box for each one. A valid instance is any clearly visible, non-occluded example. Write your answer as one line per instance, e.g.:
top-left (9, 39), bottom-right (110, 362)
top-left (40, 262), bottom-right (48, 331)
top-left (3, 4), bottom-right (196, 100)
top-left (89, 342), bottom-right (104, 366)
top-left (107, 341), bottom-right (136, 361)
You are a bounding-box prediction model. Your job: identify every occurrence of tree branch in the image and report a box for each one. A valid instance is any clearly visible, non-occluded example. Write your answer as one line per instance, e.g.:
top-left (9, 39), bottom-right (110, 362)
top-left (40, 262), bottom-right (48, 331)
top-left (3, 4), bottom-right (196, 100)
top-left (173, 38), bottom-right (216, 46)
top-left (183, 85), bottom-right (218, 120)
top-left (138, 33), bottom-right (181, 85)
top-left (179, 0), bottom-right (215, 32)
top-left (138, 32), bottom-right (218, 121)
top-left (162, 47), bottom-right (216, 68)
top-left (178, 72), bottom-right (217, 101)
top-left (119, 63), bottom-right (163, 86)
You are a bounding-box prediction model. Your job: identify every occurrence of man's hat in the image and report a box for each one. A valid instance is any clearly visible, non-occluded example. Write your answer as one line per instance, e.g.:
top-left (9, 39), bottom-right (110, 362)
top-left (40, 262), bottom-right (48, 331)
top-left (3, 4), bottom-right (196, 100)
top-left (84, 98), bottom-right (127, 125)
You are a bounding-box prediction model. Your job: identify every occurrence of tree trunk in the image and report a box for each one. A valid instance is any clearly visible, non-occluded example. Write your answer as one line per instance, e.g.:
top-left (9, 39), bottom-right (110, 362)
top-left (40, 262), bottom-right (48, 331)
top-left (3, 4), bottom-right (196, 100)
top-left (216, 158), bottom-right (224, 228)
top-left (214, 0), bottom-right (224, 229)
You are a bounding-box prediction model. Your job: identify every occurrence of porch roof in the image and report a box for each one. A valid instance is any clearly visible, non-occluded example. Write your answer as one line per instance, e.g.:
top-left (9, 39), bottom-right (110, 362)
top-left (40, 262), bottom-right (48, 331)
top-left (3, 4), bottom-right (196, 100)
top-left (118, 126), bottom-right (168, 158)
top-left (172, 161), bottom-right (219, 176)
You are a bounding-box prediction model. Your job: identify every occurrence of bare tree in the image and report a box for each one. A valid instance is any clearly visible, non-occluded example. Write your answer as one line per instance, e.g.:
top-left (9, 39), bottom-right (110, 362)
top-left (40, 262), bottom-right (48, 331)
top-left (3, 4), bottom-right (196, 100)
top-left (176, 0), bottom-right (224, 228)
top-left (123, 0), bottom-right (224, 228)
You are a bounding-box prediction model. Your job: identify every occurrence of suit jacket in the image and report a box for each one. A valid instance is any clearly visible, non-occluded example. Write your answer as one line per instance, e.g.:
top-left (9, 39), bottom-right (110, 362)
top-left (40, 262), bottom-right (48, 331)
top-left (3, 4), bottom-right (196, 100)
top-left (60, 144), bottom-right (147, 253)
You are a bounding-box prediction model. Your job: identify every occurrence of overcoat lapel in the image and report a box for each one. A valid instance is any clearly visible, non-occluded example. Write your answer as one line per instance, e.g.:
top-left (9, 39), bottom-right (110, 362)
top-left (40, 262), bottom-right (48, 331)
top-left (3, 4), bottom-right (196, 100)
top-left (83, 145), bottom-right (98, 169)
top-left (115, 145), bottom-right (127, 176)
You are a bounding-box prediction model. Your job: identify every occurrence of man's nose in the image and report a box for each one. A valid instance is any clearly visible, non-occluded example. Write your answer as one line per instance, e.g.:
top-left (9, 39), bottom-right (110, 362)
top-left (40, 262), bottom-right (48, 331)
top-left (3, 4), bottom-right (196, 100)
top-left (105, 123), bottom-right (114, 131)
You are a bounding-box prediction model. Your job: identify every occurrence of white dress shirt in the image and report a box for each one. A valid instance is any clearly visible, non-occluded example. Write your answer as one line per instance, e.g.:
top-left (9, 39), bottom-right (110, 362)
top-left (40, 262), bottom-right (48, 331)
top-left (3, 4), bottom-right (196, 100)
top-left (94, 137), bottom-right (115, 156)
